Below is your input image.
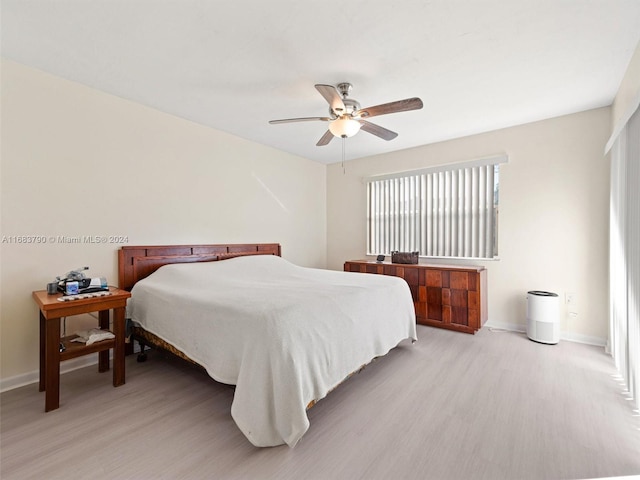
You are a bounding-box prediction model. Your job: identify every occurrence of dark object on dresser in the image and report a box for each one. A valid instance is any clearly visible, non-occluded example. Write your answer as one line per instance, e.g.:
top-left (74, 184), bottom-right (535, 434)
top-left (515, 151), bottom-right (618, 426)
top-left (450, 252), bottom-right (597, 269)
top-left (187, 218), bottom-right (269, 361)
top-left (391, 251), bottom-right (419, 264)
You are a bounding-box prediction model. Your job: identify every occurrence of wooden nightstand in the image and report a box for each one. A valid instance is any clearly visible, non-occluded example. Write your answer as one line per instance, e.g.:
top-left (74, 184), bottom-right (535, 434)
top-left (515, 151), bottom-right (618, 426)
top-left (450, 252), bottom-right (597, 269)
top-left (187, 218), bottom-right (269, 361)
top-left (32, 287), bottom-right (131, 411)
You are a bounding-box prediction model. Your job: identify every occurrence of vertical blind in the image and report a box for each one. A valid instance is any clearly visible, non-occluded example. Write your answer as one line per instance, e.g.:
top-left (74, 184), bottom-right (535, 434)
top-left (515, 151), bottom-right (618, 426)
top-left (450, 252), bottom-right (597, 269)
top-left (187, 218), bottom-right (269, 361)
top-left (367, 155), bottom-right (506, 259)
top-left (610, 105), bottom-right (640, 412)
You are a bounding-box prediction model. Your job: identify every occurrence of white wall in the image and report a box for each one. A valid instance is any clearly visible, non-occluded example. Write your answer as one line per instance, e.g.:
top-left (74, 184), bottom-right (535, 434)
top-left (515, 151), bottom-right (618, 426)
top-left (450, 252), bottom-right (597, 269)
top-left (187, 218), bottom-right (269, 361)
top-left (0, 60), bottom-right (327, 380)
top-left (327, 108), bottom-right (611, 343)
top-left (0, 56), bottom-right (617, 384)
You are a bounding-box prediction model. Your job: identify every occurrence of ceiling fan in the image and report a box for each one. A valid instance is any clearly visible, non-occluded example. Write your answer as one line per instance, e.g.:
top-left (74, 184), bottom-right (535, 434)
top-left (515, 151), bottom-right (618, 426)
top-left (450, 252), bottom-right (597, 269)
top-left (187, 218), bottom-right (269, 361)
top-left (269, 83), bottom-right (423, 146)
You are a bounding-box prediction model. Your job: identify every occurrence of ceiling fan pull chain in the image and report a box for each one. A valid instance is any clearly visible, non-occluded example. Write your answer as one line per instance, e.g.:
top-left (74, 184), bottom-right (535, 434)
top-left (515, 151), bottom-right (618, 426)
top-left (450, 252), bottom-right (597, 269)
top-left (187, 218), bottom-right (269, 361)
top-left (342, 137), bottom-right (346, 174)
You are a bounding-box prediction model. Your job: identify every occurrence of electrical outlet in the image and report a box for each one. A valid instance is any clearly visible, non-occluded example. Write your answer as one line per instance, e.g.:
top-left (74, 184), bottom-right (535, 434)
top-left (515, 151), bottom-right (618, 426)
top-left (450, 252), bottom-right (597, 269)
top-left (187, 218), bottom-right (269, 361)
top-left (566, 292), bottom-right (578, 316)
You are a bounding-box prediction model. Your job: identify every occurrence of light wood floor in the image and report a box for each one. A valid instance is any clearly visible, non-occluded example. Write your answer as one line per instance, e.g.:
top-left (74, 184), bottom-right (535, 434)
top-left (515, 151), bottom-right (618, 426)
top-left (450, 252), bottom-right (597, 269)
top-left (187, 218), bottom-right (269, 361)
top-left (2, 325), bottom-right (639, 480)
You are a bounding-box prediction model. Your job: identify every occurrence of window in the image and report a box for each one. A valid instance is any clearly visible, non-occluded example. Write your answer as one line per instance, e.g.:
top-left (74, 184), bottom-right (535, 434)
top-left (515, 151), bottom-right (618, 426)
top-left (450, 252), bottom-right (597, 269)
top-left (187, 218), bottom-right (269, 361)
top-left (366, 155), bottom-right (506, 259)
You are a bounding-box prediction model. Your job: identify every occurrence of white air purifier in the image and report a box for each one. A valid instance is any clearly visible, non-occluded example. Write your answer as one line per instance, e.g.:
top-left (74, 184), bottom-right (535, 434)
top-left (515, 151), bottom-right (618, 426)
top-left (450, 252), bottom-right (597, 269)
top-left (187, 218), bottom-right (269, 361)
top-left (526, 291), bottom-right (560, 344)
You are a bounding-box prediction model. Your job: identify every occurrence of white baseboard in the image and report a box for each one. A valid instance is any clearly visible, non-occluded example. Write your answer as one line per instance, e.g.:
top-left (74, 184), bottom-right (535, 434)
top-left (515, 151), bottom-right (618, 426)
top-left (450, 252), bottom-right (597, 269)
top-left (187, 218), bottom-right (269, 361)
top-left (485, 320), bottom-right (526, 333)
top-left (1, 327), bottom-right (607, 393)
top-left (0, 354), bottom-right (100, 393)
top-left (484, 320), bottom-right (607, 348)
top-left (561, 331), bottom-right (607, 348)
top-left (0, 343), bottom-right (141, 394)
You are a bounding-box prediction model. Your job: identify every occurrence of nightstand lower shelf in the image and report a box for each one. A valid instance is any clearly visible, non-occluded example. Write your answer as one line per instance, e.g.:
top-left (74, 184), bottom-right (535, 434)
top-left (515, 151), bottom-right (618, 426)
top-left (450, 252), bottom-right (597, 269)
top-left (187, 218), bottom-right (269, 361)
top-left (59, 334), bottom-right (116, 361)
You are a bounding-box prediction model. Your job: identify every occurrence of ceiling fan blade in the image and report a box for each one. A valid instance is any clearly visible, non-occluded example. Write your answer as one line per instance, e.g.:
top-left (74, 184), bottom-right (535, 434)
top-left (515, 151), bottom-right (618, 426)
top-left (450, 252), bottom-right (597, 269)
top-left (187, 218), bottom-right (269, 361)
top-left (315, 84), bottom-right (347, 115)
top-left (269, 116), bottom-right (331, 124)
top-left (356, 97), bottom-right (423, 119)
top-left (316, 130), bottom-right (334, 146)
top-left (359, 120), bottom-right (398, 141)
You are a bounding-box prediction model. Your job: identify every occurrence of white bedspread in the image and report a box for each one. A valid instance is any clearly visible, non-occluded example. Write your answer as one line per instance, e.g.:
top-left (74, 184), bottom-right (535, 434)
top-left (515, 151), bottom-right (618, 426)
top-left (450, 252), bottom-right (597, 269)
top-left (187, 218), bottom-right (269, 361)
top-left (128, 255), bottom-right (417, 447)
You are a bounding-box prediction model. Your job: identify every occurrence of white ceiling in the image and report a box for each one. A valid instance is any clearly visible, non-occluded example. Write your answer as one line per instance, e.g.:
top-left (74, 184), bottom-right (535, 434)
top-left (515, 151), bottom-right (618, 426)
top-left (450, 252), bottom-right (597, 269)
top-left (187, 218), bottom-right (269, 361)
top-left (2, 1), bottom-right (640, 164)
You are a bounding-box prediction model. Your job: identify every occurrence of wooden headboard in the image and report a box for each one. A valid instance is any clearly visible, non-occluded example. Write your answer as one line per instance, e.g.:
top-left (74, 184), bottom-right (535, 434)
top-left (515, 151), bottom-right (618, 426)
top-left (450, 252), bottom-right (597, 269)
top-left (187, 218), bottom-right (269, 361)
top-left (118, 243), bottom-right (281, 291)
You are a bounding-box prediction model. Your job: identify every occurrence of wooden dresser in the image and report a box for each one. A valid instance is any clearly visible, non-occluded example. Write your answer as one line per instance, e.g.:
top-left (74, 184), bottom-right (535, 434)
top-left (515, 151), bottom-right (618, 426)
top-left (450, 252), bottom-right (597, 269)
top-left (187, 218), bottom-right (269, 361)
top-left (344, 260), bottom-right (487, 334)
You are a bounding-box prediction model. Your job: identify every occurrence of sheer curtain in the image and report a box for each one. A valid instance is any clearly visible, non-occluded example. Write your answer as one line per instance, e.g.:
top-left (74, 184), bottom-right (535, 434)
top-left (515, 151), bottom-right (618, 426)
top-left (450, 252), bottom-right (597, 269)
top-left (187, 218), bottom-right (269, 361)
top-left (609, 105), bottom-right (640, 411)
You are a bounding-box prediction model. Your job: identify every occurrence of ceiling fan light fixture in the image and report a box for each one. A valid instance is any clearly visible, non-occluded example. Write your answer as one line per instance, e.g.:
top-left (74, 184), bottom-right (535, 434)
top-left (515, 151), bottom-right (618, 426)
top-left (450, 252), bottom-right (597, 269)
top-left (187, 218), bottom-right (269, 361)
top-left (329, 117), bottom-right (361, 138)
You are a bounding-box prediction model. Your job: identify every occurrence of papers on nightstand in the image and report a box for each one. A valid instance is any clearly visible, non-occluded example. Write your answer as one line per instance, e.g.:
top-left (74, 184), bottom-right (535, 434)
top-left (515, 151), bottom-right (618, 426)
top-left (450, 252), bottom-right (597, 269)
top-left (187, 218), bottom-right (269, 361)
top-left (70, 328), bottom-right (115, 346)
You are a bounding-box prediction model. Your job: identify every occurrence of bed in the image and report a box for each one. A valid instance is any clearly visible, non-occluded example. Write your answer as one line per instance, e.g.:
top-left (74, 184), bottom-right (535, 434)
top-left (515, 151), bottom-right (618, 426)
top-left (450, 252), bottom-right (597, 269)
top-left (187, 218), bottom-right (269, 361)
top-left (119, 243), bottom-right (417, 447)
